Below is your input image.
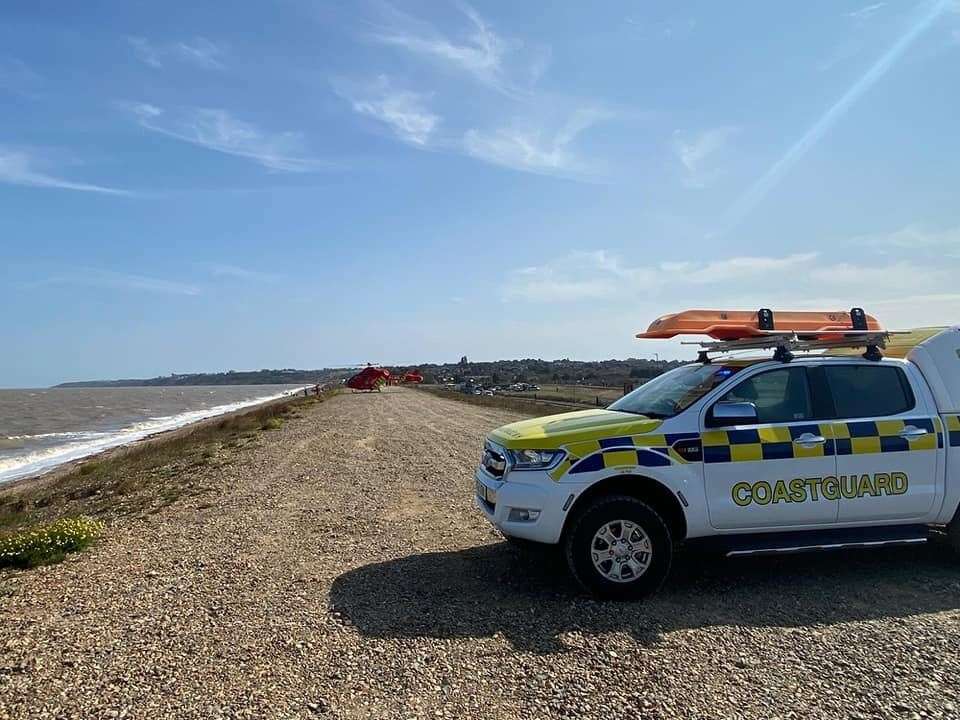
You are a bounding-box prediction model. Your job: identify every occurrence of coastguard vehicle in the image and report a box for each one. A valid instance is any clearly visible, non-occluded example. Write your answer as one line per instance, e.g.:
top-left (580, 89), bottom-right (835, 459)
top-left (474, 308), bottom-right (960, 599)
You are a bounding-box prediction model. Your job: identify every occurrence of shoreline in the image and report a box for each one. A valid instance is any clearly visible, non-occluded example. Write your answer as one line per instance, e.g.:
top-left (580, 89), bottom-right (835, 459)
top-left (0, 386), bottom-right (318, 497)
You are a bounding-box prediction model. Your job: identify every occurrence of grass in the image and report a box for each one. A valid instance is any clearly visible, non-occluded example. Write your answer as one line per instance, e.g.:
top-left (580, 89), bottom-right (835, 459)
top-left (0, 508), bottom-right (30, 530)
top-left (502, 384), bottom-right (624, 406)
top-left (261, 417), bottom-right (284, 431)
top-left (0, 517), bottom-right (103, 569)
top-left (0, 389), bottom-right (339, 534)
top-left (419, 386), bottom-right (576, 417)
top-left (421, 384), bottom-right (624, 415)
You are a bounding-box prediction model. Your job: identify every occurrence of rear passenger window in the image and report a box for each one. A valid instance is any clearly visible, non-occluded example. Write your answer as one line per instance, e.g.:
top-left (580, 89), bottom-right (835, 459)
top-left (718, 367), bottom-right (812, 424)
top-left (824, 365), bottom-right (914, 418)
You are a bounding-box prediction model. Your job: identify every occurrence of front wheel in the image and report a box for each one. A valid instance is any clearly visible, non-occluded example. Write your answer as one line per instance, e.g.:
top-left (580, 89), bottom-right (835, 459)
top-left (564, 495), bottom-right (672, 600)
top-left (947, 516), bottom-right (960, 555)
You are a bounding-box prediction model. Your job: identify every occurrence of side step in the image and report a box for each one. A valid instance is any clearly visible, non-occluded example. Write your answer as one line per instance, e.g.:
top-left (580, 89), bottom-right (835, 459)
top-left (717, 524), bottom-right (929, 558)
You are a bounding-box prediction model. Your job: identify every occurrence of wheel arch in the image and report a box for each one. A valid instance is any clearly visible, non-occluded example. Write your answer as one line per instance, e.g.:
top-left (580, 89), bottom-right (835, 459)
top-left (562, 474), bottom-right (688, 543)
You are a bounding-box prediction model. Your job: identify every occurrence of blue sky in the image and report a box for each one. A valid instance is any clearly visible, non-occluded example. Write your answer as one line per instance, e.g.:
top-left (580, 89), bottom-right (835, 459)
top-left (3, 1), bottom-right (960, 387)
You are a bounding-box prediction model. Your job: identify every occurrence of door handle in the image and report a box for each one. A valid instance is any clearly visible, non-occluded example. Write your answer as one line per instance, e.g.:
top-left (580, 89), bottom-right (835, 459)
top-left (793, 433), bottom-right (826, 446)
top-left (899, 426), bottom-right (928, 440)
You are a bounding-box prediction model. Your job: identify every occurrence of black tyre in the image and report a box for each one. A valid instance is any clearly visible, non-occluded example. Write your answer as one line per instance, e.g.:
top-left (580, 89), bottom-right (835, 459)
top-left (948, 518), bottom-right (960, 554)
top-left (564, 495), bottom-right (673, 600)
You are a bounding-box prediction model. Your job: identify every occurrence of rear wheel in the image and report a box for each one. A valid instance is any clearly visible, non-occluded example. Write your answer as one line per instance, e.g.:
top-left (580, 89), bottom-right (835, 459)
top-left (948, 517), bottom-right (960, 554)
top-left (564, 495), bottom-right (672, 600)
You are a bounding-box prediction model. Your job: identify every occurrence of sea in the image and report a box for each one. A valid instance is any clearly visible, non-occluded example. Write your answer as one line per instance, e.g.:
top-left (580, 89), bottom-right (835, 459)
top-left (0, 385), bottom-right (308, 485)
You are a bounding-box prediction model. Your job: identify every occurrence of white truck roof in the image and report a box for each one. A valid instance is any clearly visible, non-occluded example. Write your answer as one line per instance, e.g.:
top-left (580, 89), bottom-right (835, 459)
top-left (907, 326), bottom-right (960, 414)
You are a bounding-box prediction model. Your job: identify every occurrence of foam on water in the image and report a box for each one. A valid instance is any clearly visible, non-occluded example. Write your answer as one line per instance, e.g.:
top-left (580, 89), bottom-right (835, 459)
top-left (0, 387), bottom-right (308, 485)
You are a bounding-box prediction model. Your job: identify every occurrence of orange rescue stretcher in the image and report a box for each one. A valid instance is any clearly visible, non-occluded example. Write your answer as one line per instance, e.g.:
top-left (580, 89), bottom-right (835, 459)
top-left (637, 308), bottom-right (883, 341)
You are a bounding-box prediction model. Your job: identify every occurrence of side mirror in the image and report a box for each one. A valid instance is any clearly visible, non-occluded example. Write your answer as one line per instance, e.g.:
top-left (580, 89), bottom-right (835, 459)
top-left (708, 401), bottom-right (758, 427)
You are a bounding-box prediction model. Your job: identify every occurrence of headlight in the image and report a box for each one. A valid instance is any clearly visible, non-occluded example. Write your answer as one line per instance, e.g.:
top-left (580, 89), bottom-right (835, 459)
top-left (507, 448), bottom-right (566, 470)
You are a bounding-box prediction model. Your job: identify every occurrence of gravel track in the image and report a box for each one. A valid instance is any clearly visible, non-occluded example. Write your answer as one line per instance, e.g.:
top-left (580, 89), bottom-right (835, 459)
top-left (2, 387), bottom-right (960, 719)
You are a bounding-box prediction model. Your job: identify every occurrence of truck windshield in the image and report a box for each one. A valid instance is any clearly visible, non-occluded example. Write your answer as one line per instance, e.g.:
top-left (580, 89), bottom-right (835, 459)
top-left (608, 364), bottom-right (743, 419)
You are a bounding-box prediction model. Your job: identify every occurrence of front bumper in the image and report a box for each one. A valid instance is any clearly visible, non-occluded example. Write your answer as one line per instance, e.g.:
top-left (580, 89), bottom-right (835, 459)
top-left (474, 466), bottom-right (571, 544)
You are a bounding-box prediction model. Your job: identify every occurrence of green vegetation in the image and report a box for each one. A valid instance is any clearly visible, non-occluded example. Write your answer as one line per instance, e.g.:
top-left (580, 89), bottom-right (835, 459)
top-left (54, 357), bottom-right (674, 390)
top-left (423, 386), bottom-right (567, 417)
top-left (0, 517), bottom-right (103, 569)
top-left (393, 357), bottom-right (677, 389)
top-left (503, 384), bottom-right (624, 406)
top-left (261, 417), bottom-right (284, 430)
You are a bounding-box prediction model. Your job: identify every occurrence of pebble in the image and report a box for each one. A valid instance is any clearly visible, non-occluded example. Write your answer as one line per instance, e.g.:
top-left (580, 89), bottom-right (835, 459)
top-left (1, 389), bottom-right (959, 720)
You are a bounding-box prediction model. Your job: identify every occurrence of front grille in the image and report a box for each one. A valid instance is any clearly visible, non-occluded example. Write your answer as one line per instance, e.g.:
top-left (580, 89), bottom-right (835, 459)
top-left (482, 444), bottom-right (507, 477)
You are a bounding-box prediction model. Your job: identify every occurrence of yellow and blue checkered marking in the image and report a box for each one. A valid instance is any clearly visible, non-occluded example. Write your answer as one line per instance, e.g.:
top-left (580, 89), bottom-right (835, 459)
top-left (564, 432), bottom-right (699, 476)
top-left (553, 416), bottom-right (951, 478)
top-left (947, 414), bottom-right (960, 448)
top-left (702, 423), bottom-right (835, 464)
top-left (833, 417), bottom-right (941, 455)
top-left (701, 417), bottom-right (942, 463)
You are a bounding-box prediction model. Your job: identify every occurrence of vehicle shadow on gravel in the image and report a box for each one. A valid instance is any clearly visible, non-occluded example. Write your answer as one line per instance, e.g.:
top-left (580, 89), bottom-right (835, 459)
top-left (329, 539), bottom-right (960, 653)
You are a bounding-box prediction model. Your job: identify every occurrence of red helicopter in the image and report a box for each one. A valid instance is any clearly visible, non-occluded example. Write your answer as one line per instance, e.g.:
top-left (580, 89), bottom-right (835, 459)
top-left (346, 366), bottom-right (391, 392)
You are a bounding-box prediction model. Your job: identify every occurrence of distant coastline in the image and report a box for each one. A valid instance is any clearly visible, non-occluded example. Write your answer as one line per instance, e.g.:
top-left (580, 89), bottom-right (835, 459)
top-left (55, 370), bottom-right (335, 388)
top-left (53, 357), bottom-right (674, 389)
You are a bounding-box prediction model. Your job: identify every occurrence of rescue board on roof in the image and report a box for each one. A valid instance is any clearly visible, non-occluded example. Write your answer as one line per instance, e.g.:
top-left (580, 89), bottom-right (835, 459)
top-left (636, 308), bottom-right (882, 340)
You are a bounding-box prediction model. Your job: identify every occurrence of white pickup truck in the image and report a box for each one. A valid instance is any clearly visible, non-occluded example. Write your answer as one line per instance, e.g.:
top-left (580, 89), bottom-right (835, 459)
top-left (474, 320), bottom-right (960, 599)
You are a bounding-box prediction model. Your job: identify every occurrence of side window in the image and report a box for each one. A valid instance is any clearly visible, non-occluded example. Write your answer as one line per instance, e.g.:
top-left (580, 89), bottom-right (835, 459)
top-left (717, 367), bottom-right (812, 424)
top-left (824, 365), bottom-right (914, 418)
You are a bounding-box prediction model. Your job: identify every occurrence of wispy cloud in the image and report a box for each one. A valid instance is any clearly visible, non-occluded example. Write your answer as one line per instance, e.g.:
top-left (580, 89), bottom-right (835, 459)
top-left (125, 103), bottom-right (326, 172)
top-left (371, 3), bottom-right (502, 82)
top-left (173, 38), bottom-right (226, 70)
top-left (333, 76), bottom-right (439, 147)
top-left (501, 237), bottom-right (960, 339)
top-left (208, 263), bottom-right (280, 282)
top-left (128, 37), bottom-right (163, 68)
top-left (503, 250), bottom-right (819, 302)
top-left (852, 223), bottom-right (960, 249)
top-left (334, 74), bottom-right (606, 180)
top-left (128, 36), bottom-right (226, 70)
top-left (847, 3), bottom-right (886, 20)
top-left (463, 109), bottom-right (606, 180)
top-left (0, 147), bottom-right (130, 195)
top-left (29, 268), bottom-right (200, 296)
top-left (810, 260), bottom-right (952, 292)
top-left (673, 126), bottom-right (738, 188)
top-left (720, 0), bottom-right (952, 235)
top-left (661, 253), bottom-right (821, 284)
top-left (367, 2), bottom-right (545, 96)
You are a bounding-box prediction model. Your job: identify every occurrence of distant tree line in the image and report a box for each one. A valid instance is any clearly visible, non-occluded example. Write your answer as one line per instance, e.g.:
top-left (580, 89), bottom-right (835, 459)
top-left (385, 357), bottom-right (679, 388)
top-left (56, 357), bottom-right (678, 388)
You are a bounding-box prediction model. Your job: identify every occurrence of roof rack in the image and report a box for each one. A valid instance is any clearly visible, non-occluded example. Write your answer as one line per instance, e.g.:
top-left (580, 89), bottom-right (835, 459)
top-left (686, 330), bottom-right (907, 364)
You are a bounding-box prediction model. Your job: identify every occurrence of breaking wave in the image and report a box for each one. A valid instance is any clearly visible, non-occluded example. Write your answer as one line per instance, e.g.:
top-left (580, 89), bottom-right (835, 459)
top-left (0, 387), bottom-right (308, 485)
